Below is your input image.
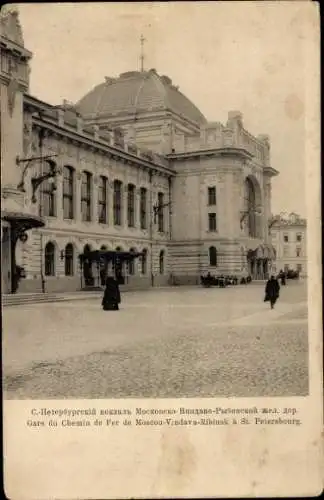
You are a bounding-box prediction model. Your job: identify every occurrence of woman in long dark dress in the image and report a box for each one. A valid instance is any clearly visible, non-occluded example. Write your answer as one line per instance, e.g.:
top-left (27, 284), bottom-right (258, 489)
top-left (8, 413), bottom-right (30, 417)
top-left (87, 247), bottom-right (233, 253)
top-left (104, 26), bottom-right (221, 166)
top-left (102, 277), bottom-right (121, 311)
top-left (264, 275), bottom-right (280, 309)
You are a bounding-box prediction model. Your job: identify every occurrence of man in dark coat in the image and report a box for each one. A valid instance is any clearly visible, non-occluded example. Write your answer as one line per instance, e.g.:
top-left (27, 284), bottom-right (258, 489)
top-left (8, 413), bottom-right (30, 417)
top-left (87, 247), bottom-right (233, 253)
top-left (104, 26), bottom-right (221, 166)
top-left (102, 276), bottom-right (121, 311)
top-left (264, 275), bottom-right (280, 309)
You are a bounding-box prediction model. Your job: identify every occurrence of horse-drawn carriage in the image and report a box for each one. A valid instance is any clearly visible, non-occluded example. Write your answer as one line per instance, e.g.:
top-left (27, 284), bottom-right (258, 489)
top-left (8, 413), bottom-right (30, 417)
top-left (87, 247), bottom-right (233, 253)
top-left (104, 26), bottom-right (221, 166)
top-left (200, 274), bottom-right (240, 288)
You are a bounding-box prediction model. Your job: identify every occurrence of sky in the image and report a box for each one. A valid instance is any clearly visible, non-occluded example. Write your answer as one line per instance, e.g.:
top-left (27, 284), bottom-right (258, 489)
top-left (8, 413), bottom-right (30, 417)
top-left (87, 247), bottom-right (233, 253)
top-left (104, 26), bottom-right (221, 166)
top-left (12, 2), bottom-right (316, 217)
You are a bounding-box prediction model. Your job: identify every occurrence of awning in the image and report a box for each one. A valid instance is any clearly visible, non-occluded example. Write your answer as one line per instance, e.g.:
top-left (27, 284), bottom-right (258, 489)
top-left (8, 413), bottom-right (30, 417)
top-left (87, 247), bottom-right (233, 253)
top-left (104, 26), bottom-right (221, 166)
top-left (248, 243), bottom-right (276, 260)
top-left (1, 211), bottom-right (45, 230)
top-left (79, 250), bottom-right (144, 263)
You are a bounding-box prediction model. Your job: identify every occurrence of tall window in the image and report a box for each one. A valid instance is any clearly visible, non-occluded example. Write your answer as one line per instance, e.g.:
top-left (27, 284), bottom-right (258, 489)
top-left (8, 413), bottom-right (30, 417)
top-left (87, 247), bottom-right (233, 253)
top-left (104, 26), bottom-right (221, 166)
top-left (63, 166), bottom-right (74, 219)
top-left (208, 213), bottom-right (217, 232)
top-left (64, 243), bottom-right (74, 276)
top-left (283, 246), bottom-right (289, 257)
top-left (113, 180), bottom-right (122, 226)
top-left (41, 162), bottom-right (56, 217)
top-left (44, 241), bottom-right (55, 276)
top-left (127, 184), bottom-right (135, 227)
top-left (209, 246), bottom-right (217, 267)
top-left (81, 171), bottom-right (92, 222)
top-left (243, 177), bottom-right (257, 238)
top-left (296, 247), bottom-right (301, 257)
top-left (283, 234), bottom-right (289, 242)
top-left (296, 233), bottom-right (302, 242)
top-left (208, 186), bottom-right (216, 206)
top-left (140, 187), bottom-right (147, 230)
top-left (128, 248), bottom-right (136, 275)
top-left (98, 175), bottom-right (108, 224)
top-left (157, 192), bottom-right (164, 233)
top-left (297, 264), bottom-right (302, 272)
top-left (159, 250), bottom-right (165, 274)
top-left (141, 249), bottom-right (147, 274)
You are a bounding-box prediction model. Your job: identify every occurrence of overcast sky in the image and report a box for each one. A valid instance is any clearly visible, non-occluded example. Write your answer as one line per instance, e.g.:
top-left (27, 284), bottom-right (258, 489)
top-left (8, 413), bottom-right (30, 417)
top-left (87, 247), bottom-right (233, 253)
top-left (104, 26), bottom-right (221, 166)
top-left (15, 2), bottom-right (314, 217)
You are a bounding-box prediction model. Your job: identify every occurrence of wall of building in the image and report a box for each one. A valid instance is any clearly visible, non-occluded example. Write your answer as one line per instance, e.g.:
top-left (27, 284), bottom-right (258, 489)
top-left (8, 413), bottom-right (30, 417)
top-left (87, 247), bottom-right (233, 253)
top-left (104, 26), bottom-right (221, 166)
top-left (271, 219), bottom-right (307, 276)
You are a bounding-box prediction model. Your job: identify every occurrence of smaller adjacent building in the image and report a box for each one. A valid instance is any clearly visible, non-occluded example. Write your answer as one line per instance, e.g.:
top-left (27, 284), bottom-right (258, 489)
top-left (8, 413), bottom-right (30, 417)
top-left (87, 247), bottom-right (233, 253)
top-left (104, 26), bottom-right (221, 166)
top-left (270, 212), bottom-right (307, 277)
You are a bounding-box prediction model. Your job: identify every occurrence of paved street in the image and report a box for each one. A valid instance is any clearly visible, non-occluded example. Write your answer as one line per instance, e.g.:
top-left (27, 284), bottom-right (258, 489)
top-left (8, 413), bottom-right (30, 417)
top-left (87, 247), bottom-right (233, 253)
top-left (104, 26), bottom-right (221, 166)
top-left (2, 281), bottom-right (308, 399)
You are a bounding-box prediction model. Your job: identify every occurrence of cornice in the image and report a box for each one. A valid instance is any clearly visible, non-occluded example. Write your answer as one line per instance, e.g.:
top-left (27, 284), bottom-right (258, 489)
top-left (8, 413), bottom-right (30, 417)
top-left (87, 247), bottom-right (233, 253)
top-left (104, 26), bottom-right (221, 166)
top-left (167, 147), bottom-right (254, 162)
top-left (31, 117), bottom-right (175, 178)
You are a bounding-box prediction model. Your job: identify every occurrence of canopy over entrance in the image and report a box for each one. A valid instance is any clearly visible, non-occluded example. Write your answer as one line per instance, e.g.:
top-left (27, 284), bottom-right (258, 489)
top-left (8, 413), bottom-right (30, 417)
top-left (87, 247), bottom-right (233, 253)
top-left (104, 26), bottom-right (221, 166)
top-left (1, 211), bottom-right (45, 294)
top-left (78, 249), bottom-right (144, 264)
top-left (78, 249), bottom-right (144, 288)
top-left (246, 244), bottom-right (276, 280)
top-left (1, 210), bottom-right (45, 232)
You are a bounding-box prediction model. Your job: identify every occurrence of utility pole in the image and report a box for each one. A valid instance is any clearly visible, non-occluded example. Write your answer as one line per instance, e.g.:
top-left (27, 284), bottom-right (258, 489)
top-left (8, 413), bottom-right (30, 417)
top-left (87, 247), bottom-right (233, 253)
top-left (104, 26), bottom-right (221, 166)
top-left (38, 127), bottom-right (46, 293)
top-left (140, 34), bottom-right (146, 72)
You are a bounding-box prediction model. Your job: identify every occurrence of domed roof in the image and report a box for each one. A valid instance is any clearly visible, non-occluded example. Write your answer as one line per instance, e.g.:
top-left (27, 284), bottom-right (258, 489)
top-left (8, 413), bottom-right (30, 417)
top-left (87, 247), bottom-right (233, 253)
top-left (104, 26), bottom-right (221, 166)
top-left (76, 69), bottom-right (207, 125)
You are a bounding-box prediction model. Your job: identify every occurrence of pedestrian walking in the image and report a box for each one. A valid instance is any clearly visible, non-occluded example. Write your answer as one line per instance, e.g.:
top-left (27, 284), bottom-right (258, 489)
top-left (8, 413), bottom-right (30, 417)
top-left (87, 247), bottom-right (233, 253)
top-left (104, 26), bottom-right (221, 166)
top-left (102, 276), bottom-right (121, 311)
top-left (278, 269), bottom-right (286, 286)
top-left (264, 275), bottom-right (280, 309)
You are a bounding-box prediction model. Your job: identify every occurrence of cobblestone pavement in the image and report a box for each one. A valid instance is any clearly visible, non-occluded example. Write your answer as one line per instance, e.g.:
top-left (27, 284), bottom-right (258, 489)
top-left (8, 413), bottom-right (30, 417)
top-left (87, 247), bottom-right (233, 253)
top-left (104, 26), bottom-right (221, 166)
top-left (2, 281), bottom-right (308, 399)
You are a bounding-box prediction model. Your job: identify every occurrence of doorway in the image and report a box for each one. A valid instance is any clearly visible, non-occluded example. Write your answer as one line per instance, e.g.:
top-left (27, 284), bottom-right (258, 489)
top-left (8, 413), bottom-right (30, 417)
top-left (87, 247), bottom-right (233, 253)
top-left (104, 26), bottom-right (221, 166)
top-left (1, 225), bottom-right (12, 293)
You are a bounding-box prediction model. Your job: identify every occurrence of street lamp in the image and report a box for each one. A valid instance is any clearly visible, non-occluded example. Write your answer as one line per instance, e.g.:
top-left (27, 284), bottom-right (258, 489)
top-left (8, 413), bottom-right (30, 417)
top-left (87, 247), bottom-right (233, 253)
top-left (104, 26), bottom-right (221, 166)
top-left (152, 200), bottom-right (172, 224)
top-left (16, 156), bottom-right (61, 203)
top-left (16, 125), bottom-right (62, 293)
top-left (240, 206), bottom-right (262, 230)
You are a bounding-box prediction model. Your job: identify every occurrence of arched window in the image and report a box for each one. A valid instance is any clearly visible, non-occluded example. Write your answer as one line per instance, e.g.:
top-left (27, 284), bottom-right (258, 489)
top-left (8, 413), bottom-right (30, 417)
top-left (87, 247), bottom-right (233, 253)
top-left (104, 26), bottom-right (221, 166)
top-left (45, 241), bottom-right (56, 276)
top-left (243, 177), bottom-right (257, 238)
top-left (113, 180), bottom-right (123, 226)
top-left (141, 249), bottom-right (147, 275)
top-left (159, 250), bottom-right (165, 274)
top-left (81, 171), bottom-right (92, 222)
top-left (63, 166), bottom-right (74, 219)
top-left (65, 243), bottom-right (74, 276)
top-left (128, 247), bottom-right (136, 275)
top-left (140, 188), bottom-right (147, 229)
top-left (127, 184), bottom-right (135, 227)
top-left (98, 176), bottom-right (108, 224)
top-left (41, 162), bottom-right (57, 217)
top-left (157, 192), bottom-right (164, 233)
top-left (209, 246), bottom-right (217, 267)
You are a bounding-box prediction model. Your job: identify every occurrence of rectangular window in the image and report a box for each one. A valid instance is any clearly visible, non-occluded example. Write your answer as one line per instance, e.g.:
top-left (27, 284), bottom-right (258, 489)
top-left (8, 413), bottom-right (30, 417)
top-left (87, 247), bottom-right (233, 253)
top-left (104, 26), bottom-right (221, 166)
top-left (283, 246), bottom-right (289, 257)
top-left (157, 192), bottom-right (164, 233)
top-left (63, 166), bottom-right (74, 219)
top-left (296, 233), bottom-right (302, 242)
top-left (284, 264), bottom-right (289, 273)
top-left (283, 234), bottom-right (289, 242)
top-left (40, 163), bottom-right (56, 217)
top-left (208, 186), bottom-right (216, 206)
top-left (113, 180), bottom-right (122, 226)
top-left (81, 171), bottom-right (92, 222)
top-left (208, 213), bottom-right (217, 232)
top-left (140, 187), bottom-right (147, 230)
top-left (127, 184), bottom-right (135, 227)
top-left (296, 247), bottom-right (301, 257)
top-left (98, 176), bottom-right (108, 224)
top-left (297, 264), bottom-right (302, 272)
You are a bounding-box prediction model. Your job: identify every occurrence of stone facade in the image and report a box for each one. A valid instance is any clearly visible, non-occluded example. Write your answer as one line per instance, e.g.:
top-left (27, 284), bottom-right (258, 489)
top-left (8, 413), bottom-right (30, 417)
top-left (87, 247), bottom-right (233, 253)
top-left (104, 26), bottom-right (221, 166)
top-left (270, 213), bottom-right (307, 277)
top-left (1, 9), bottom-right (279, 294)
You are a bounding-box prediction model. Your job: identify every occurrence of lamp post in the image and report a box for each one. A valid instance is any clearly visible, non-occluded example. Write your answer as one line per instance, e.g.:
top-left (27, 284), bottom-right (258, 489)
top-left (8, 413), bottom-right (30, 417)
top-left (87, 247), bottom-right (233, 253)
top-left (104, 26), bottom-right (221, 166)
top-left (16, 127), bottom-right (61, 293)
top-left (240, 206), bottom-right (262, 231)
